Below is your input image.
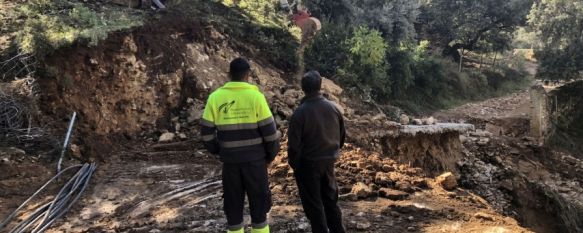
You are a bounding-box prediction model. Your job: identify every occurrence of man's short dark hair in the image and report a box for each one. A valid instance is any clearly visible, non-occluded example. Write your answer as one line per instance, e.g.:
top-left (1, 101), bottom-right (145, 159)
top-left (229, 57), bottom-right (251, 81)
top-left (301, 70), bottom-right (322, 94)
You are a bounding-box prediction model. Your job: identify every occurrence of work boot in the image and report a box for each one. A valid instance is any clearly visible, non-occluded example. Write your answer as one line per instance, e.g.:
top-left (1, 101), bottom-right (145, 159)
top-left (227, 227), bottom-right (244, 233)
top-left (251, 224), bottom-right (270, 233)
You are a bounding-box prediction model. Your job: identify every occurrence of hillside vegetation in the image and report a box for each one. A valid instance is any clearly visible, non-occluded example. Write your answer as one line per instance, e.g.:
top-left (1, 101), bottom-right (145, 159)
top-left (0, 0), bottom-right (544, 114)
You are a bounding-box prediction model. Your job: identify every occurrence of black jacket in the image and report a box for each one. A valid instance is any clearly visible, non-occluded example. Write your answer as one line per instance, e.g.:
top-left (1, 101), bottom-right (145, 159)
top-left (287, 93), bottom-right (345, 169)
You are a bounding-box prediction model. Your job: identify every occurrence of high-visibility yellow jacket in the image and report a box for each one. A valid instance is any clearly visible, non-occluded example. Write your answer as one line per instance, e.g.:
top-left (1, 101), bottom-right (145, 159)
top-left (201, 82), bottom-right (280, 163)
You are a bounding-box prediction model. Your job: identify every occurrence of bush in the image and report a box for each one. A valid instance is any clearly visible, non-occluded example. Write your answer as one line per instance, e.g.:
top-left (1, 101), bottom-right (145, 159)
top-left (340, 26), bottom-right (390, 98)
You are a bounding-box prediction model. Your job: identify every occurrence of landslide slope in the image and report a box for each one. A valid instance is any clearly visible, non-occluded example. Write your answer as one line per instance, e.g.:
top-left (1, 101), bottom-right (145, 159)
top-left (1, 1), bottom-right (535, 232)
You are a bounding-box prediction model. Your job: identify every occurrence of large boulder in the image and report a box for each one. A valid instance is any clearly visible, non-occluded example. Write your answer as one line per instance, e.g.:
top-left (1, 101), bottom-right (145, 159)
top-left (351, 182), bottom-right (373, 199)
top-left (436, 172), bottom-right (458, 190)
top-left (378, 188), bottom-right (410, 201)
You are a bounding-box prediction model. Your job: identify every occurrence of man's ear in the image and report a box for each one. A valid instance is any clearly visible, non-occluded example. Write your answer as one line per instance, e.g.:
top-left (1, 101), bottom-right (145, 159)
top-left (244, 72), bottom-right (252, 82)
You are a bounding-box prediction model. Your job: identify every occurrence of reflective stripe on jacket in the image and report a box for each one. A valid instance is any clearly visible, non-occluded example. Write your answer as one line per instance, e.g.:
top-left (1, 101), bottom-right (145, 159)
top-left (201, 81), bottom-right (280, 163)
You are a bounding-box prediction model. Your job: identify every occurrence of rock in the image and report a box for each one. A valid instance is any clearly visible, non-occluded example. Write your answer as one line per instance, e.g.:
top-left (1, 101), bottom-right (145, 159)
top-left (297, 222), bottom-right (310, 230)
top-left (0, 147), bottom-right (26, 156)
top-left (412, 119), bottom-right (423, 125)
top-left (158, 132), bottom-right (176, 142)
top-left (372, 113), bottom-right (386, 121)
top-left (407, 216), bottom-right (414, 221)
top-left (1, 157), bottom-right (10, 164)
top-left (271, 185), bottom-right (284, 194)
top-left (407, 226), bottom-right (416, 231)
top-left (473, 212), bottom-right (494, 221)
top-left (321, 78), bottom-right (343, 96)
top-left (69, 144), bottom-right (82, 159)
top-left (382, 164), bottom-right (395, 172)
top-left (187, 107), bottom-right (203, 123)
top-left (277, 108), bottom-right (294, 119)
top-left (422, 117), bottom-right (436, 125)
top-left (285, 98), bottom-right (296, 107)
top-left (356, 221), bottom-right (371, 231)
top-left (436, 172), bottom-right (457, 190)
top-left (178, 133), bottom-right (187, 139)
top-left (186, 98), bottom-right (195, 104)
top-left (378, 188), bottom-right (410, 200)
top-left (400, 114), bottom-right (410, 125)
top-left (477, 138), bottom-right (490, 146)
top-left (375, 172), bottom-right (392, 186)
top-left (412, 179), bottom-right (429, 189)
top-left (387, 210), bottom-right (400, 217)
top-left (384, 121), bottom-right (400, 128)
top-left (395, 181), bottom-right (415, 193)
top-left (175, 123), bottom-right (181, 132)
top-left (270, 164), bottom-right (288, 177)
top-left (351, 182), bottom-right (373, 199)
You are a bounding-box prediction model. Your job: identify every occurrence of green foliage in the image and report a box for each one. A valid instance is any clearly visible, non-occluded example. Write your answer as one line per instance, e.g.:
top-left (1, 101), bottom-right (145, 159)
top-left (512, 27), bottom-right (541, 49)
top-left (347, 27), bottom-right (387, 67)
top-left (341, 26), bottom-right (390, 98)
top-left (304, 23), bottom-right (531, 113)
top-left (308, 0), bottom-right (420, 44)
top-left (13, 0), bottom-right (143, 56)
top-left (528, 0), bottom-right (583, 80)
top-left (420, 0), bottom-right (533, 60)
top-left (304, 22), bottom-right (351, 77)
top-left (220, 0), bottom-right (286, 27)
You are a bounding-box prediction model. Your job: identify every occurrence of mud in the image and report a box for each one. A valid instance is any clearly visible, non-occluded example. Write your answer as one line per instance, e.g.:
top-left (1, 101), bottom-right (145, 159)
top-left (0, 3), bottom-right (579, 233)
top-left (437, 91), bottom-right (583, 233)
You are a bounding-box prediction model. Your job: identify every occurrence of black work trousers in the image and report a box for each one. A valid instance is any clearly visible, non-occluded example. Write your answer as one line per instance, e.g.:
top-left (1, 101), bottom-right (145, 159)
top-left (294, 160), bottom-right (346, 233)
top-left (222, 159), bottom-right (272, 230)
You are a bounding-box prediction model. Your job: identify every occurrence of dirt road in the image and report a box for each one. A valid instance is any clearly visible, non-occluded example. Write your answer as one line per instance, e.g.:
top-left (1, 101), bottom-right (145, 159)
top-left (1, 138), bottom-right (534, 233)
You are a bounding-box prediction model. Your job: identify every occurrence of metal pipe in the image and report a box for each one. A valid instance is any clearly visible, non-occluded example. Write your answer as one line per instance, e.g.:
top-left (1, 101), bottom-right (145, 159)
top-left (0, 163), bottom-right (96, 233)
top-left (57, 112), bottom-right (77, 173)
top-left (0, 165), bottom-right (82, 229)
top-left (152, 0), bottom-right (165, 9)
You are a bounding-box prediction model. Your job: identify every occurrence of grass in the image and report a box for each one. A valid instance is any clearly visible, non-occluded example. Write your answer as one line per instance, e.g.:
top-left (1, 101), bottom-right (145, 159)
top-left (1, 0), bottom-right (144, 57)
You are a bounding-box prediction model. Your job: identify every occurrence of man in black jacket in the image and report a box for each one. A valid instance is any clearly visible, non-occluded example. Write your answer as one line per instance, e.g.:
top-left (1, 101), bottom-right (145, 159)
top-left (288, 71), bottom-right (346, 233)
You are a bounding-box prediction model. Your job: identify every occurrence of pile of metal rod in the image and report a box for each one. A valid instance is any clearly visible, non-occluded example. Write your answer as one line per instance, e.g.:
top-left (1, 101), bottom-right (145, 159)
top-left (0, 163), bottom-right (97, 233)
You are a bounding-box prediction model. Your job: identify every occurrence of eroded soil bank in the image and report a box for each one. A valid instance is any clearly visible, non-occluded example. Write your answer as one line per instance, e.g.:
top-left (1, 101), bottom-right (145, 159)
top-left (1, 6), bottom-right (581, 233)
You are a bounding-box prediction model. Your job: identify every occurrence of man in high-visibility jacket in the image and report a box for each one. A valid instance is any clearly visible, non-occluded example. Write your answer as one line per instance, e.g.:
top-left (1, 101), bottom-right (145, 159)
top-left (201, 57), bottom-right (280, 233)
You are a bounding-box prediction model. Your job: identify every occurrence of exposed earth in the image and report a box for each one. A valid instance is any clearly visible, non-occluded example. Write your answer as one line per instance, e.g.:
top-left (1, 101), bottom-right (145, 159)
top-left (1, 3), bottom-right (583, 233)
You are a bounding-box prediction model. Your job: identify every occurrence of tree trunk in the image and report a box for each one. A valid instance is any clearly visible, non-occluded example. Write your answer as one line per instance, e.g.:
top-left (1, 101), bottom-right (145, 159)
top-left (459, 49), bottom-right (464, 72)
top-left (479, 53), bottom-right (484, 70)
top-left (492, 52), bottom-right (498, 70)
top-left (442, 45), bottom-right (462, 62)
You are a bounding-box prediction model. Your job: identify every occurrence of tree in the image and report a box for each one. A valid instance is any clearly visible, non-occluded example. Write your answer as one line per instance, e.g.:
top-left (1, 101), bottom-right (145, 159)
top-left (340, 26), bottom-right (391, 98)
top-left (306, 0), bottom-right (420, 44)
top-left (348, 0), bottom-right (420, 44)
top-left (529, 0), bottom-right (583, 80)
top-left (421, 0), bottom-right (533, 61)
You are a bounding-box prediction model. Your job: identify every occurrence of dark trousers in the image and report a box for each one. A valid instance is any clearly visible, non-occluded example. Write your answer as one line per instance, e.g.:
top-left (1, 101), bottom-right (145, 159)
top-left (222, 159), bottom-right (272, 230)
top-left (294, 160), bottom-right (346, 233)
